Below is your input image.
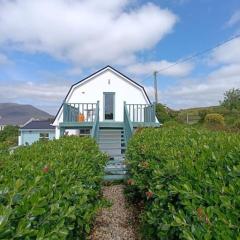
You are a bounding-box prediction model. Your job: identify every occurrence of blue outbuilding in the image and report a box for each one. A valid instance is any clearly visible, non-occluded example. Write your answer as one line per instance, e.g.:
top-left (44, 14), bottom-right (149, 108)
top-left (19, 119), bottom-right (55, 146)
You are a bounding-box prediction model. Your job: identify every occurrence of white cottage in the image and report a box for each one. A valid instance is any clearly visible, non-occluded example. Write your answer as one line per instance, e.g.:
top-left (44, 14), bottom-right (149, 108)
top-left (20, 66), bottom-right (159, 157)
top-left (53, 66), bottom-right (159, 155)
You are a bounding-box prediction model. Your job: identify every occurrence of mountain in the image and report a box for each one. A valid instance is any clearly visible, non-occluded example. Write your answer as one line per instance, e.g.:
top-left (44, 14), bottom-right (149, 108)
top-left (0, 103), bottom-right (53, 126)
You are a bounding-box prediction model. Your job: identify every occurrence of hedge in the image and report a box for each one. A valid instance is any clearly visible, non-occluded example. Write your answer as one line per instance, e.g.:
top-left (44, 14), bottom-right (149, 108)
top-left (0, 136), bottom-right (107, 239)
top-left (126, 126), bottom-right (240, 239)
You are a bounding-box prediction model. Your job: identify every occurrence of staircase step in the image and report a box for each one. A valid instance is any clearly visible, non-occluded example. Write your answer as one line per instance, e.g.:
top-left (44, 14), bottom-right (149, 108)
top-left (99, 129), bottom-right (124, 132)
top-left (105, 166), bottom-right (126, 171)
top-left (106, 160), bottom-right (125, 164)
top-left (98, 141), bottom-right (125, 145)
top-left (107, 159), bottom-right (125, 164)
top-left (99, 135), bottom-right (124, 138)
top-left (109, 154), bottom-right (125, 158)
top-left (101, 147), bottom-right (126, 150)
top-left (104, 175), bottom-right (127, 181)
top-left (98, 136), bottom-right (125, 140)
top-left (105, 170), bottom-right (126, 175)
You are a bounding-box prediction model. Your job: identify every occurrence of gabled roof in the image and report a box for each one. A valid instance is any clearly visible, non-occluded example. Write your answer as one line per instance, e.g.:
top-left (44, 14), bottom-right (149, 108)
top-left (21, 120), bottom-right (55, 130)
top-left (53, 65), bottom-right (151, 122)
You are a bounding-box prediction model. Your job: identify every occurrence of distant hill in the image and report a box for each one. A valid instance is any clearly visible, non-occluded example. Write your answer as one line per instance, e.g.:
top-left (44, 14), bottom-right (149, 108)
top-left (179, 105), bottom-right (221, 112)
top-left (0, 103), bottom-right (53, 126)
top-left (178, 105), bottom-right (240, 125)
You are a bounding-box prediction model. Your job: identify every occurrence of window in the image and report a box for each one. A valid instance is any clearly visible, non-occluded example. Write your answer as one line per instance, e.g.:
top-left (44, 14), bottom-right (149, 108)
top-left (104, 92), bottom-right (115, 120)
top-left (79, 129), bottom-right (90, 136)
top-left (40, 133), bottom-right (49, 141)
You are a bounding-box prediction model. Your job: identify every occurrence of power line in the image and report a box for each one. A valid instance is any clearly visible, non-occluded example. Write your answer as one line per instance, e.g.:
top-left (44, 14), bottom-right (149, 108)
top-left (155, 33), bottom-right (240, 74)
top-left (148, 34), bottom-right (240, 104)
top-left (142, 34), bottom-right (240, 82)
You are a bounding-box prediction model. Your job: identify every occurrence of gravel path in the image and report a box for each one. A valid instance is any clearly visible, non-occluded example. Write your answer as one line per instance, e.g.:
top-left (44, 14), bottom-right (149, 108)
top-left (90, 185), bottom-right (139, 240)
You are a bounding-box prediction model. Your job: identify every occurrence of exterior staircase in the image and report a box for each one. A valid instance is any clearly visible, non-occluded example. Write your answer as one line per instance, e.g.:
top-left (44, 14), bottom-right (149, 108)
top-left (97, 128), bottom-right (127, 181)
top-left (60, 101), bottom-right (159, 181)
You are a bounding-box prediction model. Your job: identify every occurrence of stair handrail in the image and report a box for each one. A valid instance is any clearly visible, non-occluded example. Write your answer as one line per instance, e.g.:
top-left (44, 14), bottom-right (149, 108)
top-left (124, 101), bottom-right (134, 144)
top-left (91, 101), bottom-right (100, 139)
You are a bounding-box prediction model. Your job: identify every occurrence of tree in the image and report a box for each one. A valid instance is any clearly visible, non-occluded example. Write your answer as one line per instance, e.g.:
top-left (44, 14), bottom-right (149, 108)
top-left (0, 125), bottom-right (19, 148)
top-left (221, 88), bottom-right (240, 110)
top-left (155, 103), bottom-right (177, 123)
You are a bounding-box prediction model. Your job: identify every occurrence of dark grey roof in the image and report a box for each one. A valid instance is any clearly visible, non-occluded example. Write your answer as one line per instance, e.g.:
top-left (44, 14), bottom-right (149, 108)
top-left (21, 120), bottom-right (55, 130)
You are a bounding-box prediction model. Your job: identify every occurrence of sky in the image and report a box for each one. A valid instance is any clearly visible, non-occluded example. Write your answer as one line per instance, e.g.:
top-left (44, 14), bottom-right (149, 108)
top-left (0, 0), bottom-right (240, 114)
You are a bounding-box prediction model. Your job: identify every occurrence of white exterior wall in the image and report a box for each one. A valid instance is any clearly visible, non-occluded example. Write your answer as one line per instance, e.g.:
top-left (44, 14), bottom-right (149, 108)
top-left (53, 68), bottom-right (150, 130)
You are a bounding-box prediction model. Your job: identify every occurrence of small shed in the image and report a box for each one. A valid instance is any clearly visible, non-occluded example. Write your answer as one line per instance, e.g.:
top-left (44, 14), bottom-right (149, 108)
top-left (19, 119), bottom-right (55, 146)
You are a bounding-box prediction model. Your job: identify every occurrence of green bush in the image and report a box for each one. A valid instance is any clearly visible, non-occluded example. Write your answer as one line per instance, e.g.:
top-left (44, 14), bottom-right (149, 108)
top-left (233, 120), bottom-right (240, 130)
top-left (156, 103), bottom-right (177, 123)
top-left (0, 125), bottom-right (19, 152)
top-left (204, 113), bottom-right (225, 128)
top-left (126, 126), bottom-right (240, 239)
top-left (0, 136), bottom-right (107, 239)
top-left (198, 109), bottom-right (212, 122)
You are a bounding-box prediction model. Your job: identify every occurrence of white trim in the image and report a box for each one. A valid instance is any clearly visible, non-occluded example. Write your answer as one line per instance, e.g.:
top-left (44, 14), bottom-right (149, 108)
top-left (21, 118), bottom-right (37, 128)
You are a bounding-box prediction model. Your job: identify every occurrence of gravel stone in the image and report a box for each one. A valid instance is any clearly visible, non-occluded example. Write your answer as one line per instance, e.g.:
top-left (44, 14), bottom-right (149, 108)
top-left (90, 185), bottom-right (139, 240)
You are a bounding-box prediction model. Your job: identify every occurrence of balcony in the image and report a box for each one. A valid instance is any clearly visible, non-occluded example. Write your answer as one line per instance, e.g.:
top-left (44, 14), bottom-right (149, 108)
top-left (60, 102), bottom-right (158, 128)
top-left (125, 103), bottom-right (156, 123)
top-left (60, 102), bottom-right (98, 128)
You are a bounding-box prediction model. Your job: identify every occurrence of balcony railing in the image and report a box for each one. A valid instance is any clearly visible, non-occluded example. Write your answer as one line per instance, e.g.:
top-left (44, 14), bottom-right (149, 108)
top-left (91, 101), bottom-right (100, 139)
top-left (124, 102), bottom-right (133, 144)
top-left (125, 103), bottom-right (156, 123)
top-left (63, 102), bottom-right (97, 123)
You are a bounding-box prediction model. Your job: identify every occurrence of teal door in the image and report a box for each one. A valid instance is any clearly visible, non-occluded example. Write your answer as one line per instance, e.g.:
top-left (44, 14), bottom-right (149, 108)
top-left (104, 92), bottom-right (115, 120)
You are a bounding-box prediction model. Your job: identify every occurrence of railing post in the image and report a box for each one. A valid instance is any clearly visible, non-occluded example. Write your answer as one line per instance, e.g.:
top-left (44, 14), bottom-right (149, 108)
top-left (63, 101), bottom-right (67, 122)
top-left (153, 102), bottom-right (156, 123)
top-left (60, 127), bottom-right (65, 137)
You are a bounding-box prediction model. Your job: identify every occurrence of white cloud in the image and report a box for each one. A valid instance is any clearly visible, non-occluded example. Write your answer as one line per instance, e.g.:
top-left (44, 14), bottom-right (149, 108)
top-left (0, 0), bottom-right (177, 66)
top-left (211, 37), bottom-right (240, 64)
top-left (0, 53), bottom-right (12, 65)
top-left (0, 81), bottom-right (68, 104)
top-left (160, 63), bottom-right (240, 109)
top-left (66, 67), bottom-right (83, 76)
top-left (227, 10), bottom-right (240, 27)
top-left (126, 60), bottom-right (193, 77)
top-left (148, 37), bottom-right (240, 109)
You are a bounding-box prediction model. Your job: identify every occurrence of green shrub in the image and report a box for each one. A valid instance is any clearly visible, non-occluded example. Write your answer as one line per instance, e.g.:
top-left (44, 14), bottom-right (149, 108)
top-left (204, 113), bottom-right (225, 128)
top-left (126, 126), bottom-right (240, 239)
top-left (0, 136), bottom-right (107, 239)
top-left (198, 109), bottom-right (212, 122)
top-left (0, 125), bottom-right (19, 152)
top-left (233, 120), bottom-right (240, 130)
top-left (162, 120), bottom-right (181, 128)
top-left (156, 103), bottom-right (177, 123)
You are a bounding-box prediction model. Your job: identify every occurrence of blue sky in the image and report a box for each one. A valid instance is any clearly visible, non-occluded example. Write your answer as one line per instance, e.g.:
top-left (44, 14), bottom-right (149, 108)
top-left (0, 0), bottom-right (240, 114)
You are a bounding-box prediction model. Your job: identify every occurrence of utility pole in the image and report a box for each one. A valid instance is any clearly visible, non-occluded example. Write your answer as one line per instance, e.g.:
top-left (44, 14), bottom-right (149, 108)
top-left (154, 71), bottom-right (158, 103)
